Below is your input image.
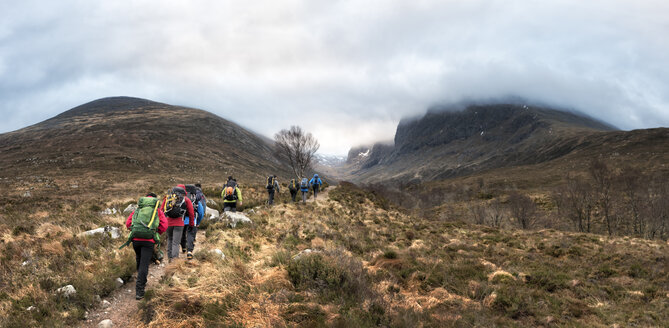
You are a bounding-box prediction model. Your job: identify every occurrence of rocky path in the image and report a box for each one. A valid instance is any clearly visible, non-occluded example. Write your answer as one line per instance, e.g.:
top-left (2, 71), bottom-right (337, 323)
top-left (80, 233), bottom-right (207, 327)
top-left (306, 186), bottom-right (331, 203)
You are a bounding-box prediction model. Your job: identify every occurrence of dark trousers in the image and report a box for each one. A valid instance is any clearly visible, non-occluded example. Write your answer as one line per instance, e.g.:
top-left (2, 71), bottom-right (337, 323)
top-left (180, 225), bottom-right (188, 251)
top-left (132, 240), bottom-right (154, 295)
top-left (313, 185), bottom-right (320, 199)
top-left (186, 226), bottom-right (198, 252)
top-left (224, 202), bottom-right (237, 212)
top-left (290, 189), bottom-right (297, 202)
top-left (268, 189), bottom-right (276, 205)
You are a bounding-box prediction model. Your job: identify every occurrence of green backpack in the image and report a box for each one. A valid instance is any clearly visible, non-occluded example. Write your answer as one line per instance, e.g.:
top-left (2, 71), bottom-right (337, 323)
top-left (120, 197), bottom-right (160, 249)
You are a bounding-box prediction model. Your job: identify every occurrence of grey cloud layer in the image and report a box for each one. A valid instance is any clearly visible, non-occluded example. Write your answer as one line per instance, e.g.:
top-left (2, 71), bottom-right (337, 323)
top-left (1, 0), bottom-right (667, 154)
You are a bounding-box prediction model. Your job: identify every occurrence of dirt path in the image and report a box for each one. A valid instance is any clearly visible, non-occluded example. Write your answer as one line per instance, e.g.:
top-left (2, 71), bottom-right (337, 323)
top-left (306, 186), bottom-right (332, 203)
top-left (80, 233), bottom-right (207, 327)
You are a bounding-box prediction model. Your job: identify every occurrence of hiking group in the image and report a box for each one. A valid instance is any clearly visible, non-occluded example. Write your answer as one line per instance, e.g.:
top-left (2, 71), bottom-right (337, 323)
top-left (121, 183), bottom-right (206, 300)
top-left (122, 174), bottom-right (323, 300)
top-left (274, 173), bottom-right (323, 204)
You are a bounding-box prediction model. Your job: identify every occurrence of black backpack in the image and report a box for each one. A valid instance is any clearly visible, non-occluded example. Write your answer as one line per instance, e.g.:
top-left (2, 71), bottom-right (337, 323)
top-left (164, 187), bottom-right (187, 218)
top-left (266, 176), bottom-right (274, 190)
top-left (185, 184), bottom-right (198, 206)
top-left (289, 179), bottom-right (297, 191)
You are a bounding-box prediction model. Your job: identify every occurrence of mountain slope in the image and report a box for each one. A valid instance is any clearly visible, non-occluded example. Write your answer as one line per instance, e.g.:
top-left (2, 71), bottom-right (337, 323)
top-left (0, 97), bottom-right (291, 186)
top-left (343, 104), bottom-right (627, 184)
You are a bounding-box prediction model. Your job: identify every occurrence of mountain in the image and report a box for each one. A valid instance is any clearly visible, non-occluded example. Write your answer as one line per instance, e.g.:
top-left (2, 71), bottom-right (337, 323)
top-left (0, 97), bottom-right (291, 187)
top-left (342, 103), bottom-right (633, 184)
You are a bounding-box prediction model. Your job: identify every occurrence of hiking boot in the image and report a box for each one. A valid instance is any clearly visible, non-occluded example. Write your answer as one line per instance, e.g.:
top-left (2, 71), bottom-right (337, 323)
top-left (187, 252), bottom-right (193, 260)
top-left (135, 293), bottom-right (144, 300)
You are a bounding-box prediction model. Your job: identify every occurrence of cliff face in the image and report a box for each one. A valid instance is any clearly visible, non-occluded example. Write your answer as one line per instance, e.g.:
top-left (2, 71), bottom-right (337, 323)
top-left (345, 104), bottom-right (617, 184)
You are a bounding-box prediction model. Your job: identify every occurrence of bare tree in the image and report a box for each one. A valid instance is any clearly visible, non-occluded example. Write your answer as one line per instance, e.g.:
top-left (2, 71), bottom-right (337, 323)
top-left (487, 198), bottom-right (506, 228)
top-left (274, 126), bottom-right (320, 179)
top-left (555, 174), bottom-right (594, 233)
top-left (618, 166), bottom-right (645, 236)
top-left (508, 191), bottom-right (537, 230)
top-left (590, 159), bottom-right (615, 235)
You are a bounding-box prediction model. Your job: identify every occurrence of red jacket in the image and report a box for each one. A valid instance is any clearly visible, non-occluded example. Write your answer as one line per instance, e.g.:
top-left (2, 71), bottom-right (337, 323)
top-left (125, 199), bottom-right (168, 244)
top-left (161, 184), bottom-right (196, 227)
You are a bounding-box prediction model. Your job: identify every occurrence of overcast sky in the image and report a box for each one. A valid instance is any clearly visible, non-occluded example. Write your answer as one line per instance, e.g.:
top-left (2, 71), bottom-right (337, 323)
top-left (1, 1), bottom-right (668, 154)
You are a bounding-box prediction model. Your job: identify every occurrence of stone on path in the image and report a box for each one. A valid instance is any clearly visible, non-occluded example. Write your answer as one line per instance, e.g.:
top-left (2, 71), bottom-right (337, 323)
top-left (115, 278), bottom-right (124, 288)
top-left (224, 211), bottom-right (252, 228)
top-left (98, 319), bottom-right (113, 328)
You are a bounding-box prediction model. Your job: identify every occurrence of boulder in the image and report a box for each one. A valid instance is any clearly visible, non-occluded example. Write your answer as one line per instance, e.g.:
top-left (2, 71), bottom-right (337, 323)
top-left (81, 226), bottom-right (121, 239)
top-left (213, 249), bottom-right (226, 259)
top-left (205, 207), bottom-right (219, 220)
top-left (100, 208), bottom-right (118, 215)
top-left (115, 278), bottom-right (124, 289)
top-left (224, 211), bottom-right (252, 228)
top-left (98, 319), bottom-right (113, 328)
top-left (102, 300), bottom-right (112, 309)
top-left (206, 199), bottom-right (218, 207)
top-left (57, 285), bottom-right (77, 298)
top-left (123, 204), bottom-right (137, 215)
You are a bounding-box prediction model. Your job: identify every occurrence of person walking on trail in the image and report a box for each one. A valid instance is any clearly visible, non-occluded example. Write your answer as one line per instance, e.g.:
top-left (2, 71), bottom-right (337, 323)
top-left (222, 176), bottom-right (243, 212)
top-left (288, 178), bottom-right (298, 202)
top-left (123, 192), bottom-right (167, 300)
top-left (309, 174), bottom-right (323, 199)
top-left (299, 177), bottom-right (309, 203)
top-left (161, 184), bottom-right (195, 262)
top-left (181, 184), bottom-right (205, 260)
top-left (266, 175), bottom-right (280, 205)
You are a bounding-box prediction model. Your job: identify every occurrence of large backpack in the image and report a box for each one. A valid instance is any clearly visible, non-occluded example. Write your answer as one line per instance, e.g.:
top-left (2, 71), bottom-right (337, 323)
top-left (119, 197), bottom-right (160, 249)
top-left (289, 179), bottom-right (297, 190)
top-left (266, 176), bottom-right (275, 190)
top-left (185, 184), bottom-right (198, 206)
top-left (164, 187), bottom-right (187, 218)
top-left (223, 180), bottom-right (238, 201)
top-left (300, 178), bottom-right (309, 189)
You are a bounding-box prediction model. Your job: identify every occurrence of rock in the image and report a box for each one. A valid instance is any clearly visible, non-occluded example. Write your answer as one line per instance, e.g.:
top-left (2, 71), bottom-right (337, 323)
top-left (70, 184), bottom-right (79, 189)
top-left (248, 209), bottom-right (255, 214)
top-left (81, 226), bottom-right (122, 239)
top-left (213, 249), bottom-right (226, 259)
top-left (57, 285), bottom-right (77, 298)
top-left (26, 305), bottom-right (37, 312)
top-left (293, 249), bottom-right (315, 260)
top-left (205, 207), bottom-right (219, 220)
top-left (224, 211), bottom-right (253, 228)
top-left (206, 199), bottom-right (218, 207)
top-left (102, 300), bottom-right (112, 309)
top-left (98, 319), bottom-right (113, 328)
top-left (84, 311), bottom-right (89, 320)
top-left (95, 295), bottom-right (102, 303)
top-left (22, 191), bottom-right (32, 198)
top-left (123, 204), bottom-right (137, 215)
top-left (100, 208), bottom-right (118, 215)
top-left (115, 278), bottom-right (124, 289)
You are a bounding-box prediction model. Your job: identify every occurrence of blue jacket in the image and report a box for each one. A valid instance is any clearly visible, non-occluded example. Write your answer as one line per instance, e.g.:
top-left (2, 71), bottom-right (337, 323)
top-left (300, 178), bottom-right (310, 192)
top-left (309, 177), bottom-right (322, 187)
top-left (184, 201), bottom-right (205, 226)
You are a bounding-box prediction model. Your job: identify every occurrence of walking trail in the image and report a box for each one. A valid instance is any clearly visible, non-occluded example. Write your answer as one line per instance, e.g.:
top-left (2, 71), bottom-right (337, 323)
top-left (80, 233), bottom-right (208, 327)
top-left (81, 186), bottom-right (332, 327)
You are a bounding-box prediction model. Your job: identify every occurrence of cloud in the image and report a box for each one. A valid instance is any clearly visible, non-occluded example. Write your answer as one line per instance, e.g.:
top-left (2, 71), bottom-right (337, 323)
top-left (1, 0), bottom-right (668, 154)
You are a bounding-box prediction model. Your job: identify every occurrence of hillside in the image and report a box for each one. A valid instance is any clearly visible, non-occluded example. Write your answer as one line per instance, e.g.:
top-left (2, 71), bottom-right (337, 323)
top-left (0, 97), bottom-right (292, 195)
top-left (342, 104), bottom-right (621, 184)
top-left (3, 183), bottom-right (666, 327)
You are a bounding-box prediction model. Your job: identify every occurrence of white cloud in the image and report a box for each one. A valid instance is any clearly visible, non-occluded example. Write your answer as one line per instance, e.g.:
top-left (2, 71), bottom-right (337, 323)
top-left (1, 0), bottom-right (668, 155)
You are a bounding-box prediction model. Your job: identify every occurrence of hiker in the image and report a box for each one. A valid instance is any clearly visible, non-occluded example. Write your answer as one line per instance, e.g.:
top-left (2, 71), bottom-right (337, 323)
top-left (309, 174), bottom-right (323, 199)
top-left (299, 177), bottom-right (309, 203)
top-left (162, 184), bottom-right (195, 262)
top-left (266, 175), bottom-right (280, 205)
top-left (288, 178), bottom-right (298, 202)
top-left (222, 176), bottom-right (243, 212)
top-left (124, 192), bottom-right (167, 300)
top-left (182, 184), bottom-right (205, 260)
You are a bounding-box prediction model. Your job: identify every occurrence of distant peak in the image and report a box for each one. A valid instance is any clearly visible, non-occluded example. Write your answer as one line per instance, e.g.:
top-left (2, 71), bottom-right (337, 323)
top-left (52, 96), bottom-right (170, 120)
